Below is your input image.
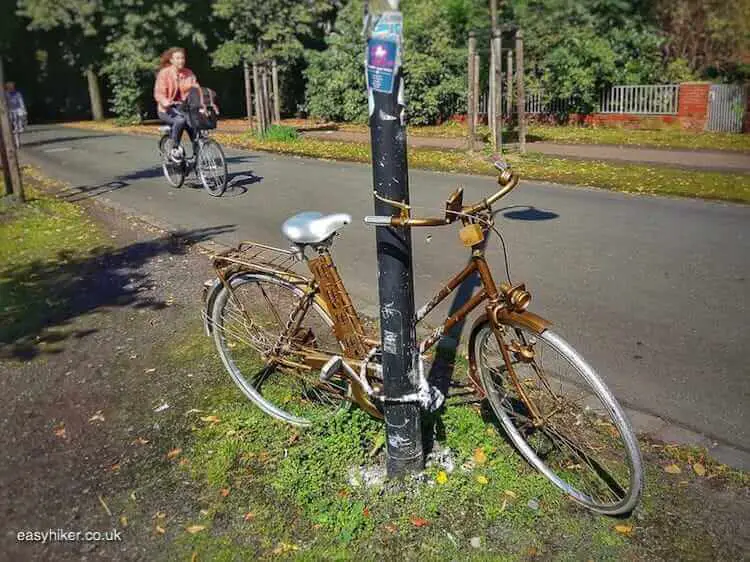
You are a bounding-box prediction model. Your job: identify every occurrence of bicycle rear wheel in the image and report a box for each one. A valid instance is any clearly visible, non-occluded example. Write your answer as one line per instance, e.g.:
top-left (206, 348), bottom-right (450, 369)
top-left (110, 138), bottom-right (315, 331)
top-left (210, 272), bottom-right (350, 426)
top-left (197, 138), bottom-right (228, 197)
top-left (470, 320), bottom-right (643, 515)
top-left (159, 135), bottom-right (185, 188)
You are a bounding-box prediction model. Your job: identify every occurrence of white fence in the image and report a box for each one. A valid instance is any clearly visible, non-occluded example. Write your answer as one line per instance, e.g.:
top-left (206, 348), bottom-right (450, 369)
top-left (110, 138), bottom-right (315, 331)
top-left (599, 84), bottom-right (679, 115)
top-left (476, 84), bottom-right (683, 117)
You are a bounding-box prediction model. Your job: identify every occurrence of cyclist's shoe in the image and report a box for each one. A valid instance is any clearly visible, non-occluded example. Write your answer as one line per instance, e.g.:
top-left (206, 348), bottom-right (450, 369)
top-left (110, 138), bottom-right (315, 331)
top-left (169, 146), bottom-right (185, 164)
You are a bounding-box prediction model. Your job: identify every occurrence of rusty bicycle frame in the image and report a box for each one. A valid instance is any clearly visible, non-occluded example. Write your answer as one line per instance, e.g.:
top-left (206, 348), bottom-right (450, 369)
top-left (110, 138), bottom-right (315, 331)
top-left (205, 163), bottom-right (552, 420)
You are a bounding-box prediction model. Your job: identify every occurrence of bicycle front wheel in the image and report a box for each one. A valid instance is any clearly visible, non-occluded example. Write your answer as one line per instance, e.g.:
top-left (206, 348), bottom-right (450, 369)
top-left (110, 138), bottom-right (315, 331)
top-left (197, 138), bottom-right (228, 197)
top-left (159, 135), bottom-right (185, 188)
top-left (471, 320), bottom-right (643, 515)
top-left (210, 272), bottom-right (350, 426)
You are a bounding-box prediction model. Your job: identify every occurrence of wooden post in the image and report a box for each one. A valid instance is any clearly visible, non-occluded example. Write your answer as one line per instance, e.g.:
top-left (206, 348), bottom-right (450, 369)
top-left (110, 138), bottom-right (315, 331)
top-left (515, 30), bottom-right (526, 154)
top-left (0, 58), bottom-right (24, 201)
top-left (467, 32), bottom-right (476, 151)
top-left (85, 67), bottom-right (104, 121)
top-left (492, 31), bottom-right (502, 154)
top-left (252, 61), bottom-right (265, 134)
top-left (271, 59), bottom-right (281, 123)
top-left (243, 59), bottom-right (254, 127)
top-left (473, 51), bottom-right (480, 136)
top-left (506, 48), bottom-right (513, 120)
top-left (261, 63), bottom-right (273, 128)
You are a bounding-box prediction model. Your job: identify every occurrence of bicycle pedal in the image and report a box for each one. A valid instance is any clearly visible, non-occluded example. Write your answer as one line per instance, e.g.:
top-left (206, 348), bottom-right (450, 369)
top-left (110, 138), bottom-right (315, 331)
top-left (320, 356), bottom-right (343, 382)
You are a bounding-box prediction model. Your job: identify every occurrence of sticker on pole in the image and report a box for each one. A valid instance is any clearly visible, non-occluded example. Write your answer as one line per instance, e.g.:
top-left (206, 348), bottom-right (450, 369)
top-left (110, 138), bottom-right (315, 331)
top-left (367, 39), bottom-right (398, 94)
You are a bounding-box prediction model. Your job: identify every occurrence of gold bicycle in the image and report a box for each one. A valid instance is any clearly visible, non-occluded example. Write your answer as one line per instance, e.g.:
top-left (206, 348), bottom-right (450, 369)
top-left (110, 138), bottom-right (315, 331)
top-left (202, 160), bottom-right (643, 515)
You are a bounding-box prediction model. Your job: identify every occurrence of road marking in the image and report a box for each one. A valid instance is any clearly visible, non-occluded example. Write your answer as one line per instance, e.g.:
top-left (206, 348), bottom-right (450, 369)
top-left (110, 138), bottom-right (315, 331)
top-left (43, 147), bottom-right (72, 153)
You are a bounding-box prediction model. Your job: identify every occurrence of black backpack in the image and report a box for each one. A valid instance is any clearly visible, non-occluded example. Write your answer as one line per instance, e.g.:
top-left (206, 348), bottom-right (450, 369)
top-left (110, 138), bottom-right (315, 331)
top-left (185, 87), bottom-right (218, 130)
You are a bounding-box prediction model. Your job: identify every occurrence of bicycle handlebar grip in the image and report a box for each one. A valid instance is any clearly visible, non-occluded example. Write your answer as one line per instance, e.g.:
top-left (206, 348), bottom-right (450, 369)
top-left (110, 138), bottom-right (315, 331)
top-left (363, 216), bottom-right (393, 226)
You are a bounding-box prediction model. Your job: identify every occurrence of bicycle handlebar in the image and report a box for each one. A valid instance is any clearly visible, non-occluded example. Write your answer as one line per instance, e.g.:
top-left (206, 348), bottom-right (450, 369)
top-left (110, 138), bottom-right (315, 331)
top-left (364, 159), bottom-right (519, 228)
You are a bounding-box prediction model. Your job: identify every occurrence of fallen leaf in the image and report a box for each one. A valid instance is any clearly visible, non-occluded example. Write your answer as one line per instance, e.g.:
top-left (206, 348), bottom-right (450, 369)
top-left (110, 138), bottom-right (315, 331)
top-left (288, 432), bottom-right (300, 445)
top-left (614, 524), bottom-right (633, 536)
top-left (179, 458), bottom-right (189, 467)
top-left (186, 525), bottom-right (206, 534)
top-left (473, 448), bottom-right (488, 465)
top-left (476, 475), bottom-right (489, 485)
top-left (97, 494), bottom-right (112, 517)
top-left (120, 516), bottom-right (128, 528)
top-left (337, 489), bottom-right (350, 498)
top-left (132, 437), bottom-right (150, 445)
top-left (144, 368), bottom-right (156, 374)
top-left (166, 448), bottom-right (182, 460)
top-left (200, 415), bottom-right (220, 424)
top-left (110, 463), bottom-right (121, 473)
top-left (272, 543), bottom-right (299, 555)
top-left (220, 488), bottom-right (230, 497)
top-left (664, 464), bottom-right (681, 474)
top-left (243, 512), bottom-right (255, 521)
top-left (384, 523), bottom-right (398, 534)
top-left (693, 463), bottom-right (706, 477)
top-left (504, 490), bottom-right (517, 499)
top-left (527, 546), bottom-right (538, 557)
top-left (154, 511), bottom-right (166, 520)
top-left (191, 553), bottom-right (197, 562)
top-left (54, 425), bottom-right (66, 438)
top-left (155, 525), bottom-right (166, 535)
top-left (436, 471), bottom-right (448, 485)
top-left (363, 507), bottom-right (371, 518)
top-left (89, 411), bottom-right (105, 423)
top-left (410, 516), bottom-right (430, 527)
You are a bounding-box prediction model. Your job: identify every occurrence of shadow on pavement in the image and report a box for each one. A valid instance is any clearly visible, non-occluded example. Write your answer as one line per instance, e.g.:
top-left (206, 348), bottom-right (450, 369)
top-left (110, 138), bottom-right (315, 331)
top-left (58, 153), bottom-right (263, 202)
top-left (0, 225), bottom-right (235, 362)
top-left (21, 134), bottom-right (117, 149)
top-left (500, 205), bottom-right (559, 221)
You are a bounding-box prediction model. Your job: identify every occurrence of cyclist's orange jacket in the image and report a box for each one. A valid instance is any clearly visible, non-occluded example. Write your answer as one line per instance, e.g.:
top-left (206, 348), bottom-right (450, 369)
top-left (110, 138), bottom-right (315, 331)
top-left (154, 66), bottom-right (202, 114)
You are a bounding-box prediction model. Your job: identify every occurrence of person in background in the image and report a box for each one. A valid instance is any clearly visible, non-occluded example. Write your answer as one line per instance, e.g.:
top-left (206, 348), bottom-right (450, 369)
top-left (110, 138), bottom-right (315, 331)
top-left (5, 82), bottom-right (27, 131)
top-left (153, 47), bottom-right (204, 162)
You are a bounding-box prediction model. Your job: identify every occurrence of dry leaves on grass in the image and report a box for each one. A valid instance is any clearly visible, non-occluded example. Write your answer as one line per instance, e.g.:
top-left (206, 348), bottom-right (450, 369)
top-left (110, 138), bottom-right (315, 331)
top-left (200, 415), bottom-right (220, 424)
top-left (693, 463), bottom-right (707, 476)
top-left (473, 448), bottom-right (488, 465)
top-left (410, 516), bottom-right (430, 527)
top-left (88, 411), bottom-right (105, 423)
top-left (166, 448), bottom-right (182, 460)
top-left (614, 524), bottom-right (634, 536)
top-left (664, 464), bottom-right (682, 474)
top-left (186, 525), bottom-right (206, 534)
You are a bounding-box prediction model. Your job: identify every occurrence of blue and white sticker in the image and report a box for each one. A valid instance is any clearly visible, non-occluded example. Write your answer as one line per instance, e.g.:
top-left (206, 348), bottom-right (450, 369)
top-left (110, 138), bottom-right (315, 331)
top-left (367, 39), bottom-right (398, 94)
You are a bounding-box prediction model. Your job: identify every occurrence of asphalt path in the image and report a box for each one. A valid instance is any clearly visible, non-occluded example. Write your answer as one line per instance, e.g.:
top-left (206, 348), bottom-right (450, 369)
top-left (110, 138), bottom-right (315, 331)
top-left (18, 125), bottom-right (750, 454)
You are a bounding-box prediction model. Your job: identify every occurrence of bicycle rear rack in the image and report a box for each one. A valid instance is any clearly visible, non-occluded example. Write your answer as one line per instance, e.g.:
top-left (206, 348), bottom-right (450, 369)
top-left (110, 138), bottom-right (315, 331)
top-left (211, 241), bottom-right (306, 279)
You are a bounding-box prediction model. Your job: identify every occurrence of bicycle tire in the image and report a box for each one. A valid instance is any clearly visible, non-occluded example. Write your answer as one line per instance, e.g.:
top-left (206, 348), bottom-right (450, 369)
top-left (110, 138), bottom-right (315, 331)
top-left (470, 320), bottom-right (643, 515)
top-left (197, 138), bottom-right (228, 197)
top-left (211, 272), bottom-right (350, 426)
top-left (159, 135), bottom-right (185, 188)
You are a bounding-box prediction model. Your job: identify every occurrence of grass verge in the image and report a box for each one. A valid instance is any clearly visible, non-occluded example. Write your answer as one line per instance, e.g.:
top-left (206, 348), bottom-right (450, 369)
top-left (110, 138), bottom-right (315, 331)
top-left (109, 321), bottom-right (750, 561)
top-left (0, 168), bottom-right (107, 346)
top-left (338, 121), bottom-right (750, 153)
top-left (61, 120), bottom-right (750, 203)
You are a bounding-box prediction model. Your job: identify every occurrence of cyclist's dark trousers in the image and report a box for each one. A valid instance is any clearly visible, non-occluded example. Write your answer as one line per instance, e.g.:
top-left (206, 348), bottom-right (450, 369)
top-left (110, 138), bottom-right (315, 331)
top-left (158, 107), bottom-right (196, 144)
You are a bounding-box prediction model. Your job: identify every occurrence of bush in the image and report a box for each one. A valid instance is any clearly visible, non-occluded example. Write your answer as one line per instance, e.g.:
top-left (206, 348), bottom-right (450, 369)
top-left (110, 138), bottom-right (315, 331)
top-left (255, 124), bottom-right (299, 142)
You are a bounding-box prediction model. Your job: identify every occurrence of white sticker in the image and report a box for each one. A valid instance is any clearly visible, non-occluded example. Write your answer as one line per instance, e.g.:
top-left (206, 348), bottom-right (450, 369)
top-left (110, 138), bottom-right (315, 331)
top-left (383, 330), bottom-right (399, 354)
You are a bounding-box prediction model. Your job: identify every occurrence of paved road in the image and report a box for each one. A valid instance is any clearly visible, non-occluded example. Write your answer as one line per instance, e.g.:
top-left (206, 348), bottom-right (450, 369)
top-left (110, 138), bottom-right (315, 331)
top-left (19, 125), bottom-right (750, 456)
top-left (302, 129), bottom-right (750, 173)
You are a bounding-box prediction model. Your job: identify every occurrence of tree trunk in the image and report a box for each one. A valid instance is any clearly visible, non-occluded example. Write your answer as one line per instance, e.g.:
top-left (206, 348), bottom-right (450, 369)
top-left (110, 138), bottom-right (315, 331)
top-left (252, 62), bottom-right (265, 134)
top-left (506, 49), bottom-right (513, 119)
top-left (515, 30), bottom-right (526, 154)
top-left (85, 67), bottom-right (104, 121)
top-left (271, 60), bottom-right (281, 123)
top-left (243, 59), bottom-right (254, 127)
top-left (262, 66), bottom-right (272, 127)
top-left (467, 32), bottom-right (476, 151)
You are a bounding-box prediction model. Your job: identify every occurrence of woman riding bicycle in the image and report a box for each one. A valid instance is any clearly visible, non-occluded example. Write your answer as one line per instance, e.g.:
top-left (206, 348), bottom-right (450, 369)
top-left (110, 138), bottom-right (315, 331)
top-left (154, 47), bottom-right (204, 163)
